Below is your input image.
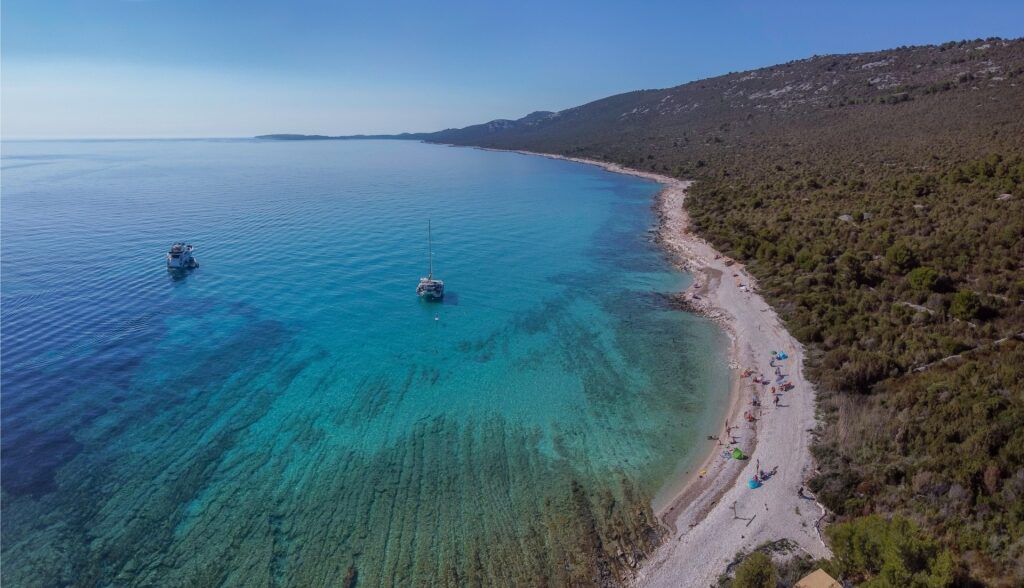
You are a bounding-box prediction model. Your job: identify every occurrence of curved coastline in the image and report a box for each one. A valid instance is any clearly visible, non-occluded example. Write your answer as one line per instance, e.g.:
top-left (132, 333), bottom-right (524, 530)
top-left (494, 148), bottom-right (832, 586)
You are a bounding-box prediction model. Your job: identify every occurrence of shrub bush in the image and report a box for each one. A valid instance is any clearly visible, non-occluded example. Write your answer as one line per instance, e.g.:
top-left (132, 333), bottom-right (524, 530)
top-left (885, 241), bottom-right (920, 274)
top-left (950, 290), bottom-right (981, 321)
top-left (907, 267), bottom-right (940, 292)
top-left (828, 515), bottom-right (954, 587)
top-left (733, 552), bottom-right (777, 588)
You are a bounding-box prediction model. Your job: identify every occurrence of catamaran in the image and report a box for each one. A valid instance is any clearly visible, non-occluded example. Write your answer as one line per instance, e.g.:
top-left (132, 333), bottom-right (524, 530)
top-left (166, 242), bottom-right (199, 269)
top-left (416, 221), bottom-right (444, 300)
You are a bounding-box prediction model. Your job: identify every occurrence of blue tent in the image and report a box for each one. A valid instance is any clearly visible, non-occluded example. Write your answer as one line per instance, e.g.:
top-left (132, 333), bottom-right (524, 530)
top-left (748, 478), bottom-right (762, 489)
top-left (777, 351), bottom-right (789, 360)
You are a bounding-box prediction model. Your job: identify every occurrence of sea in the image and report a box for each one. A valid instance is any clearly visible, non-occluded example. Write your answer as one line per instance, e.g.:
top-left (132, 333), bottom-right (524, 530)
top-left (0, 139), bottom-right (730, 586)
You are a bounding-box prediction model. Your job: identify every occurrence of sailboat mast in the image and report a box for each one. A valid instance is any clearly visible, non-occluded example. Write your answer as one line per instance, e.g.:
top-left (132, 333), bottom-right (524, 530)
top-left (427, 220), bottom-right (433, 279)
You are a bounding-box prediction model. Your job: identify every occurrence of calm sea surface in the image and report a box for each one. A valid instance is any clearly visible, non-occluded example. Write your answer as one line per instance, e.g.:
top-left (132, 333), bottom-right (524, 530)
top-left (1, 139), bottom-right (729, 586)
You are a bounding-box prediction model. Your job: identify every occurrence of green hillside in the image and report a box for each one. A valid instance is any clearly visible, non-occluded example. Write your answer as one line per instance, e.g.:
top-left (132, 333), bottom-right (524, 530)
top-left (424, 38), bottom-right (1024, 585)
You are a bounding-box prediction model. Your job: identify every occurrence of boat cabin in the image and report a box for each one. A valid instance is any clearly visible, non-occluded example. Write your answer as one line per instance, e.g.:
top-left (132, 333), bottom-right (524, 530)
top-left (417, 277), bottom-right (445, 300)
top-left (167, 243), bottom-right (198, 269)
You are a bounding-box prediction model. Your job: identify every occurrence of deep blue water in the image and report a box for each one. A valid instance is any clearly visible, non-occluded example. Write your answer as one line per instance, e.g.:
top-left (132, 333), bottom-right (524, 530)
top-left (0, 139), bottom-right (729, 586)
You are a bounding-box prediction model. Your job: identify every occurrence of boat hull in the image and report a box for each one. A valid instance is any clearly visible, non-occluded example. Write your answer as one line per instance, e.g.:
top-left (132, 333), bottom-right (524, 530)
top-left (166, 258), bottom-right (199, 270)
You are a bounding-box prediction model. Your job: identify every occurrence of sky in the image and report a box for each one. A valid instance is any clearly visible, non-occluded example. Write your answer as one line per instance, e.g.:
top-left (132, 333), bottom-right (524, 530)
top-left (3, 0), bottom-right (1023, 139)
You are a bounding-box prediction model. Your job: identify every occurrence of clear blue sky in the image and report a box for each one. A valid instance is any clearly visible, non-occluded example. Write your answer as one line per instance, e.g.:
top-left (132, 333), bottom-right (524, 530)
top-left (3, 0), bottom-right (1022, 138)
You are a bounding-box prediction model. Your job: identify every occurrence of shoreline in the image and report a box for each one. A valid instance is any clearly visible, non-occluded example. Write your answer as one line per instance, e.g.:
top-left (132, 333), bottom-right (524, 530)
top-left (497, 148), bottom-right (831, 586)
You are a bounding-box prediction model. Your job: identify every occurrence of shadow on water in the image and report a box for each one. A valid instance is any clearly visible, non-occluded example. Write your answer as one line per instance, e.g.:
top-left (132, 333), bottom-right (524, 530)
top-left (414, 291), bottom-right (458, 305)
top-left (165, 267), bottom-right (197, 284)
top-left (0, 430), bottom-right (84, 498)
top-left (0, 294), bottom-right (272, 501)
top-left (0, 326), bottom-right (159, 499)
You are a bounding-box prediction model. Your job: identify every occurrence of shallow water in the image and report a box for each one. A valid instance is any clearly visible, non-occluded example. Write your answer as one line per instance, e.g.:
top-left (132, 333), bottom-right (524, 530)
top-left (1, 139), bottom-right (730, 586)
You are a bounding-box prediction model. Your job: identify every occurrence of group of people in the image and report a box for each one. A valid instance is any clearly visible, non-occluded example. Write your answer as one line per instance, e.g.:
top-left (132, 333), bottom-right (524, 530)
top-left (737, 352), bottom-right (817, 500)
top-left (729, 351), bottom-right (798, 490)
top-left (768, 351), bottom-right (794, 407)
top-left (753, 460), bottom-right (779, 484)
top-left (744, 351), bottom-right (793, 413)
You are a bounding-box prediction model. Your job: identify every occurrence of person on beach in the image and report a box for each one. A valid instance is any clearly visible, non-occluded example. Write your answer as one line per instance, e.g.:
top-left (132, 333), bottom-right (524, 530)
top-left (773, 395), bottom-right (779, 407)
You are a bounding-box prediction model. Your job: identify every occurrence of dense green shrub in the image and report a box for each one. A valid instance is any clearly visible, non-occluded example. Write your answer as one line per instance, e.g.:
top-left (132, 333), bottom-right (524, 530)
top-left (950, 290), bottom-right (981, 321)
top-left (886, 241), bottom-right (920, 274)
top-left (907, 267), bottom-right (940, 292)
top-left (812, 342), bottom-right (1024, 584)
top-left (828, 515), bottom-right (954, 587)
top-left (733, 552), bottom-right (777, 588)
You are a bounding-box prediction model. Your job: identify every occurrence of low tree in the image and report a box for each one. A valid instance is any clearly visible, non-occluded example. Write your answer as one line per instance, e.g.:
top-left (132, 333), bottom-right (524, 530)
top-left (950, 290), bottom-right (982, 321)
top-left (907, 267), bottom-right (940, 292)
top-left (886, 240), bottom-right (919, 274)
top-left (827, 515), bottom-right (954, 587)
top-left (733, 552), bottom-right (777, 588)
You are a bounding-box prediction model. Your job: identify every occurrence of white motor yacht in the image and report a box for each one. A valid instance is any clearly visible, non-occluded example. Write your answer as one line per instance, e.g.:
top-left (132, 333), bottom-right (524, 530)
top-left (167, 243), bottom-right (199, 269)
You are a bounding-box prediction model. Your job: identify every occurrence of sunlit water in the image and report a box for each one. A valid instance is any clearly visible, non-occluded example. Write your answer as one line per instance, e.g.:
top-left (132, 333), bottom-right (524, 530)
top-left (1, 139), bottom-right (729, 586)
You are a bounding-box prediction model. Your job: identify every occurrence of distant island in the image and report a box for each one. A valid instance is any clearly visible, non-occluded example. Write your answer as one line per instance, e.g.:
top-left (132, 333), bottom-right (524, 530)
top-left (256, 132), bottom-right (429, 140)
top-left (262, 37), bottom-right (1024, 587)
top-left (256, 110), bottom-right (561, 143)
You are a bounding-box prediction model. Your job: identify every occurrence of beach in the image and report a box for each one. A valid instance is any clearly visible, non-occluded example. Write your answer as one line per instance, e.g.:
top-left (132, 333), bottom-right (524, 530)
top-left (510, 150), bottom-right (832, 586)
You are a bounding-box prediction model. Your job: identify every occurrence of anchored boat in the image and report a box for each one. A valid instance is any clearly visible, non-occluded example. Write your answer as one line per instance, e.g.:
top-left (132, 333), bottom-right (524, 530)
top-left (166, 242), bottom-right (199, 269)
top-left (416, 221), bottom-right (444, 301)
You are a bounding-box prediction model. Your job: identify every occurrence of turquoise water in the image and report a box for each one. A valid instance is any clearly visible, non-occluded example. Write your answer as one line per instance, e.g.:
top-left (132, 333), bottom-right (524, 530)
top-left (1, 139), bottom-right (730, 586)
